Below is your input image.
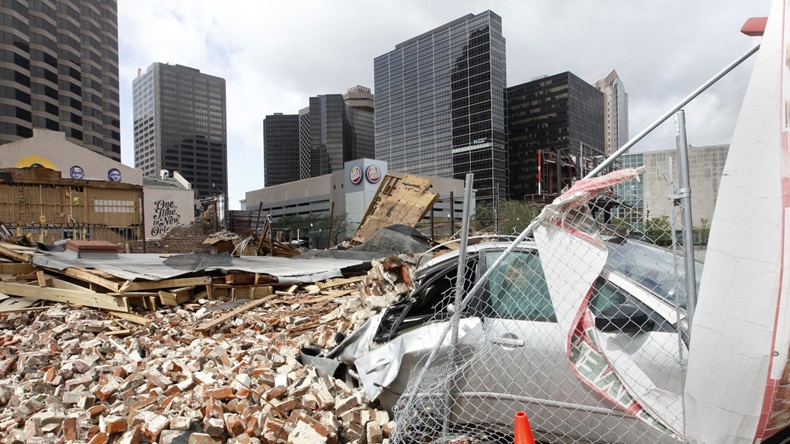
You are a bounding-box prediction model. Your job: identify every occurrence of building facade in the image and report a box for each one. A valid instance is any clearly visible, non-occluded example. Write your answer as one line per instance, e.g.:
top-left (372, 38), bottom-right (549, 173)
top-left (594, 70), bottom-right (629, 155)
top-left (0, 0), bottom-right (121, 160)
top-left (263, 113), bottom-right (300, 187)
top-left (243, 159), bottom-right (468, 245)
top-left (132, 63), bottom-right (227, 201)
top-left (611, 145), bottom-right (728, 237)
top-left (374, 11), bottom-right (507, 199)
top-left (507, 71), bottom-right (605, 200)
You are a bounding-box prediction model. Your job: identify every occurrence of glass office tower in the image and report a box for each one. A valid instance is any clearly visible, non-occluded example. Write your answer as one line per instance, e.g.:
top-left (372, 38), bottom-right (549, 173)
top-left (374, 11), bottom-right (507, 198)
top-left (132, 63), bottom-right (227, 200)
top-left (263, 113), bottom-right (300, 187)
top-left (507, 72), bottom-right (605, 200)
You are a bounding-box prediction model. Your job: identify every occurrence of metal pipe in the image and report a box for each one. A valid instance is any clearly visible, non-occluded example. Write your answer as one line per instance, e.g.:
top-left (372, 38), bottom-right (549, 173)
top-left (442, 173), bottom-right (474, 436)
top-left (675, 110), bottom-right (698, 329)
top-left (585, 44), bottom-right (760, 179)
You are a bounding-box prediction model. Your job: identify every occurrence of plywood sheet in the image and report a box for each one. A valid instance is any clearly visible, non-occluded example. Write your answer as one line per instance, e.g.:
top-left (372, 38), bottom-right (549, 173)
top-left (351, 174), bottom-right (438, 245)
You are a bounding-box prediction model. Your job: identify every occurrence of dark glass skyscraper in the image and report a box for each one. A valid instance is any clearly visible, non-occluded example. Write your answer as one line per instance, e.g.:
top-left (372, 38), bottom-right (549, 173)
top-left (0, 0), bottom-right (121, 160)
top-left (132, 63), bottom-right (227, 200)
top-left (308, 90), bottom-right (375, 177)
top-left (263, 113), bottom-right (300, 187)
top-left (507, 72), bottom-right (605, 200)
top-left (374, 11), bottom-right (507, 198)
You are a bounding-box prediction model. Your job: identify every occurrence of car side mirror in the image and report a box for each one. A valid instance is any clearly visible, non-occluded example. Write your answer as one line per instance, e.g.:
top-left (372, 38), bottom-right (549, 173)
top-left (595, 304), bottom-right (654, 333)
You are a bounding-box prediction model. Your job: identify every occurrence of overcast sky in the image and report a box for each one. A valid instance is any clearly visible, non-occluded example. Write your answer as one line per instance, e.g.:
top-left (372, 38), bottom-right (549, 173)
top-left (117, 0), bottom-right (773, 209)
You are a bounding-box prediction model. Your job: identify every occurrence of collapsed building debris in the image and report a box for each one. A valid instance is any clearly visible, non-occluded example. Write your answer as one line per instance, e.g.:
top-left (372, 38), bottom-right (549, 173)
top-left (0, 235), bottom-right (421, 443)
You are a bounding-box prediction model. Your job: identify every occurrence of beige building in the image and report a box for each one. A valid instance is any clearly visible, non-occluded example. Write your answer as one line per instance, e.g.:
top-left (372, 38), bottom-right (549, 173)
top-left (594, 70), bottom-right (629, 155)
top-left (616, 144), bottom-right (729, 237)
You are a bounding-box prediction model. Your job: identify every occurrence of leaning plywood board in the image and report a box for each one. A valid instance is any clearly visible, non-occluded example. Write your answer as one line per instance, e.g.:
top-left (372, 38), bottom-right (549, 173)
top-left (351, 174), bottom-right (439, 245)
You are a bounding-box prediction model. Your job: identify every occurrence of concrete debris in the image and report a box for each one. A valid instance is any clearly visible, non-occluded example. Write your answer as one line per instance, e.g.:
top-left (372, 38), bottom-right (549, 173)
top-left (0, 250), bottom-right (421, 443)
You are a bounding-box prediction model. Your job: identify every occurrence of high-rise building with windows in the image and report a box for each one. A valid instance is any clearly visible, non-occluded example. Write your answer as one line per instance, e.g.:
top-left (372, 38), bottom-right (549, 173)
top-left (374, 11), bottom-right (507, 199)
top-left (263, 113), bottom-right (300, 187)
top-left (507, 72), bottom-right (605, 200)
top-left (308, 88), bottom-right (375, 177)
top-left (0, 0), bottom-right (121, 160)
top-left (132, 63), bottom-right (227, 200)
top-left (594, 70), bottom-right (629, 155)
top-left (263, 86), bottom-right (374, 186)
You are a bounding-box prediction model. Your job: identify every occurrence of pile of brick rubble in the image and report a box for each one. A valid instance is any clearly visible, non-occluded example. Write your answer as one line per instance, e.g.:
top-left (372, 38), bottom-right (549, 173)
top-left (0, 255), bottom-right (422, 444)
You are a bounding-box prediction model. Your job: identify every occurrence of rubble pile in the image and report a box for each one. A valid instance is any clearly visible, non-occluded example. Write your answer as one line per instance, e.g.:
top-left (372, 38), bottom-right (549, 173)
top-left (0, 255), bottom-right (421, 444)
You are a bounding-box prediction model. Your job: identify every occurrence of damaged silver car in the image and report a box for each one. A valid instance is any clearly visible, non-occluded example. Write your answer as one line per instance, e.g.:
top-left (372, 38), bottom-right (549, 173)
top-left (313, 237), bottom-right (701, 443)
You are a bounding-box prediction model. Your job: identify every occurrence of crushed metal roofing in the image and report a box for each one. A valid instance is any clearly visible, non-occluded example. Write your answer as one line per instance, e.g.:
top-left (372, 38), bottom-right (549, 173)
top-left (32, 250), bottom-right (368, 283)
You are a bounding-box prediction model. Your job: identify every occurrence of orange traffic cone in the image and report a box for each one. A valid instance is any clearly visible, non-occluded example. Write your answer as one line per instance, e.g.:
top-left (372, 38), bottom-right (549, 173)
top-left (514, 411), bottom-right (535, 444)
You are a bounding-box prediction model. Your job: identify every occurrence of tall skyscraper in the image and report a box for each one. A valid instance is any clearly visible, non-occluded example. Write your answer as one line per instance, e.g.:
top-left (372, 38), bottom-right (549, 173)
top-left (132, 63), bottom-right (227, 200)
top-left (263, 113), bottom-right (300, 187)
top-left (594, 70), bottom-right (629, 155)
top-left (507, 72), bottom-right (605, 200)
top-left (374, 11), bottom-right (507, 199)
top-left (264, 87), bottom-right (374, 187)
top-left (308, 88), bottom-right (375, 177)
top-left (0, 0), bottom-right (121, 160)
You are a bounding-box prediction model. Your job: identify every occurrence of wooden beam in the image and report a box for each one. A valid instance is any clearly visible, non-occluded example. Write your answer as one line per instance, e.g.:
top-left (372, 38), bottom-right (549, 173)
top-left (0, 242), bottom-right (36, 263)
top-left (37, 271), bottom-right (92, 292)
top-left (0, 263), bottom-right (35, 275)
top-left (316, 275), bottom-right (366, 290)
top-left (119, 276), bottom-right (211, 293)
top-left (194, 294), bottom-right (277, 333)
top-left (108, 311), bottom-right (152, 326)
top-left (0, 281), bottom-right (128, 312)
top-left (52, 267), bottom-right (121, 292)
top-left (158, 286), bottom-right (195, 306)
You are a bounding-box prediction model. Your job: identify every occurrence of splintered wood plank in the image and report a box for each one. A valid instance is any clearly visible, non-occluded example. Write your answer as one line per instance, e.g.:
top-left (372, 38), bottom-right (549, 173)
top-left (0, 242), bottom-right (37, 262)
top-left (53, 268), bottom-right (121, 292)
top-left (194, 294), bottom-right (277, 333)
top-left (158, 286), bottom-right (195, 306)
top-left (224, 274), bottom-right (254, 285)
top-left (119, 276), bottom-right (212, 293)
top-left (37, 271), bottom-right (92, 292)
top-left (0, 281), bottom-right (129, 312)
top-left (0, 263), bottom-right (35, 275)
top-left (351, 174), bottom-right (439, 245)
top-left (316, 275), bottom-right (367, 290)
top-left (108, 311), bottom-right (152, 326)
top-left (0, 294), bottom-right (40, 312)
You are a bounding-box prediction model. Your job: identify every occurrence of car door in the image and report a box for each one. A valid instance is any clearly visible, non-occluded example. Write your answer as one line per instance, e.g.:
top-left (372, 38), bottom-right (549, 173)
top-left (454, 249), bottom-right (683, 443)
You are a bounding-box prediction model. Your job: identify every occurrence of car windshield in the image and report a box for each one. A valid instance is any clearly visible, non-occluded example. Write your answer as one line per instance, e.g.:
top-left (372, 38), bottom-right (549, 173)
top-left (604, 238), bottom-right (703, 309)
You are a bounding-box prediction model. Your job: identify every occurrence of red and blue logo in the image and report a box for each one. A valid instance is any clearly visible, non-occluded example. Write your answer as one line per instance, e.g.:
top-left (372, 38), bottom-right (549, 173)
top-left (350, 166), bottom-right (362, 184)
top-left (366, 165), bottom-right (381, 184)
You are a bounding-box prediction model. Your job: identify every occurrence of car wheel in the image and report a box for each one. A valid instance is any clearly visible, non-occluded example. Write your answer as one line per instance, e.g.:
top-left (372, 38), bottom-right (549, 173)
top-left (765, 427), bottom-right (790, 444)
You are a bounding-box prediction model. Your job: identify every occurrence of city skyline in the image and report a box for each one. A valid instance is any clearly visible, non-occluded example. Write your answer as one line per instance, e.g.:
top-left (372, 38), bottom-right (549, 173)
top-left (118, 0), bottom-right (772, 209)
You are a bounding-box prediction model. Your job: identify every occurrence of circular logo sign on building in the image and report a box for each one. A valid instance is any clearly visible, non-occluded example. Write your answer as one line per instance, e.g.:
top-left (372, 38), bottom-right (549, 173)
top-left (366, 165), bottom-right (381, 184)
top-left (350, 166), bottom-right (362, 184)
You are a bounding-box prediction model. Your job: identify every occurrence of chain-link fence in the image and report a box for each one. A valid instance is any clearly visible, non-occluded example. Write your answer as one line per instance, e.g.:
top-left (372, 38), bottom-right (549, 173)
top-left (353, 160), bottom-right (699, 443)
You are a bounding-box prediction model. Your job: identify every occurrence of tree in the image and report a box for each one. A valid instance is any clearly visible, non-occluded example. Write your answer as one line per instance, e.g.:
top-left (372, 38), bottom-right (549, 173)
top-left (472, 199), bottom-right (540, 235)
top-left (644, 216), bottom-right (673, 246)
